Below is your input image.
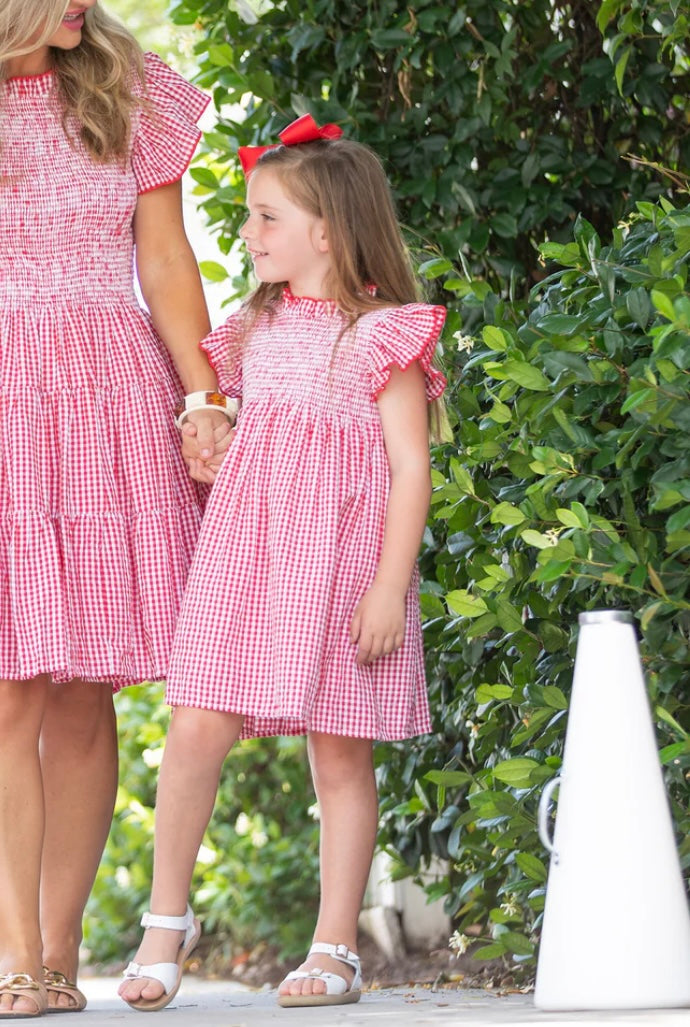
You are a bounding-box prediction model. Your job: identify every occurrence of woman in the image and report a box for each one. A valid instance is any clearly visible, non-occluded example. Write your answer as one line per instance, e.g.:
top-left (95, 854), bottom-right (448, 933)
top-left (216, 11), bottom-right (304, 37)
top-left (0, 0), bottom-right (232, 1016)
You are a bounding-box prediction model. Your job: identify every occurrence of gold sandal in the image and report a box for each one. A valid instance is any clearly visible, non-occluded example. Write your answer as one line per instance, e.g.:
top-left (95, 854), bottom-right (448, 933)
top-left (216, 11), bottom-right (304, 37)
top-left (42, 969), bottom-right (86, 1014)
top-left (0, 973), bottom-right (48, 1019)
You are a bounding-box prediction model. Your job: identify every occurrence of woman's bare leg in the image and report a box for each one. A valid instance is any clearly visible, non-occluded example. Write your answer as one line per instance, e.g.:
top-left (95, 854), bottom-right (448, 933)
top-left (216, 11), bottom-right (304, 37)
top-left (118, 707), bottom-right (244, 1006)
top-left (39, 679), bottom-right (118, 1009)
top-left (279, 732), bottom-right (378, 999)
top-left (0, 676), bottom-right (49, 1014)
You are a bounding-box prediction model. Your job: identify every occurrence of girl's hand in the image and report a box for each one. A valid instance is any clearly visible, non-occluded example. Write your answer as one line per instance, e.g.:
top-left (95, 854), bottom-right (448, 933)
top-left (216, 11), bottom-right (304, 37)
top-left (181, 411), bottom-right (234, 483)
top-left (350, 582), bottom-right (406, 665)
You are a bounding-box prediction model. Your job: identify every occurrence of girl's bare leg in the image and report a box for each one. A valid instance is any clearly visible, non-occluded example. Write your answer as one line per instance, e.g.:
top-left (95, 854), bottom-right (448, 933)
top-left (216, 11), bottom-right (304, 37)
top-left (0, 677), bottom-right (49, 1014)
top-left (39, 679), bottom-right (118, 1009)
top-left (279, 732), bottom-right (378, 999)
top-left (118, 707), bottom-right (244, 1006)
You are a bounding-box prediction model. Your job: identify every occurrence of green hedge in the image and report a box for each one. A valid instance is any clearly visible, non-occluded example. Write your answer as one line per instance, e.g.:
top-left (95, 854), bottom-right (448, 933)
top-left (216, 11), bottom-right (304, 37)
top-left (168, 0), bottom-right (687, 296)
top-left (377, 198), bottom-right (690, 965)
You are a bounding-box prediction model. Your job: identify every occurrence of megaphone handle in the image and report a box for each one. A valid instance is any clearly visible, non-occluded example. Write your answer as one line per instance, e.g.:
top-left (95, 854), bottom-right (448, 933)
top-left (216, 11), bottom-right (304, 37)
top-left (538, 775), bottom-right (562, 854)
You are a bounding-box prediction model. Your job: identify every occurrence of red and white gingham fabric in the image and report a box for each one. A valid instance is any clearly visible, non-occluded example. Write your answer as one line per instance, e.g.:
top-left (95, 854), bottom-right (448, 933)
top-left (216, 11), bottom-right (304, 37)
top-left (166, 291), bottom-right (446, 740)
top-left (0, 54), bottom-right (209, 688)
top-left (132, 54), bottom-right (210, 195)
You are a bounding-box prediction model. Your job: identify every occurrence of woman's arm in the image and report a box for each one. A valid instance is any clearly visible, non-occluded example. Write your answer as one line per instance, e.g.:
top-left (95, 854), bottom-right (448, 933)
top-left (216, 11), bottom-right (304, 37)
top-left (133, 180), bottom-right (230, 482)
top-left (350, 361), bottom-right (432, 664)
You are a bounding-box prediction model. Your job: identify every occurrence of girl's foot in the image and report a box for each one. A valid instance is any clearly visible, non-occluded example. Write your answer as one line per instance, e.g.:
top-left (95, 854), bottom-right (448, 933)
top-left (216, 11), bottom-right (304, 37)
top-left (118, 908), bottom-right (200, 1012)
top-left (118, 927), bottom-right (183, 1005)
top-left (278, 942), bottom-right (361, 1006)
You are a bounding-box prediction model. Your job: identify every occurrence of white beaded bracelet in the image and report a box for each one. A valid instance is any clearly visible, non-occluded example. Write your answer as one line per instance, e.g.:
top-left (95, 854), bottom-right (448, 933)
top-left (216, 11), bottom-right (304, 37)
top-left (175, 390), bottom-right (238, 430)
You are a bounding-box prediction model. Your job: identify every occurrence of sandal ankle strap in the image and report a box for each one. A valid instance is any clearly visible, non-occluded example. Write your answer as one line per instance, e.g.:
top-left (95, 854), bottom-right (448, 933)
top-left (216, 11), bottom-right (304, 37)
top-left (308, 942), bottom-right (360, 973)
top-left (141, 904), bottom-right (194, 932)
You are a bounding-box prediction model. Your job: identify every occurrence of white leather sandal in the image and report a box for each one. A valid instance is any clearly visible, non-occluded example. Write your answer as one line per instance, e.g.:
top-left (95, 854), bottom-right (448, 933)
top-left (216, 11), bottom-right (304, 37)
top-left (278, 942), bottom-right (362, 1007)
top-left (120, 905), bottom-right (200, 1012)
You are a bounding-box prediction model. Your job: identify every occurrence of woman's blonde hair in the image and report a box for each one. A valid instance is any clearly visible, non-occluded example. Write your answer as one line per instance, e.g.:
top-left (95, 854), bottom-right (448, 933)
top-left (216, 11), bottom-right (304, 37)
top-left (242, 137), bottom-right (447, 439)
top-left (0, 0), bottom-right (144, 161)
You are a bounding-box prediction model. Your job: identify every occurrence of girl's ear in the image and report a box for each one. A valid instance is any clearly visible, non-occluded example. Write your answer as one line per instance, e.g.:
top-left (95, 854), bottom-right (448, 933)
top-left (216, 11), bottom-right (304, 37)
top-left (315, 219), bottom-right (330, 253)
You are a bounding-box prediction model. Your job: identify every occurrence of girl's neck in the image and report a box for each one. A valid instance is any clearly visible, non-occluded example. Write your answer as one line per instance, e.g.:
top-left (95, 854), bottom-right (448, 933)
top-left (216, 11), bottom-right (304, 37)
top-left (5, 47), bottom-right (52, 79)
top-left (284, 283), bottom-right (338, 306)
top-left (287, 270), bottom-right (332, 301)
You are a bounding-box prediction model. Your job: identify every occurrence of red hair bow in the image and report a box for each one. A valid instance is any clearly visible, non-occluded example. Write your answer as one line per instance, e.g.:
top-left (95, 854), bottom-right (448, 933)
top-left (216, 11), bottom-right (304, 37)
top-left (238, 114), bottom-right (343, 177)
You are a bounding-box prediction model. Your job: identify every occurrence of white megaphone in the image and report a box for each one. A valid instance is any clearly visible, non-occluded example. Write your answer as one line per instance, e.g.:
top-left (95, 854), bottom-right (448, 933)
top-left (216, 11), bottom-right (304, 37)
top-left (534, 609), bottom-right (690, 1010)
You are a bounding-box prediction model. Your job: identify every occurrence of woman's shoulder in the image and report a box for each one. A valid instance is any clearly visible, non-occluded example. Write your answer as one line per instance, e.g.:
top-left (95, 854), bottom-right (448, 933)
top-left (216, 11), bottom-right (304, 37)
top-left (140, 52), bottom-right (182, 87)
top-left (138, 52), bottom-right (208, 114)
top-left (131, 53), bottom-right (209, 194)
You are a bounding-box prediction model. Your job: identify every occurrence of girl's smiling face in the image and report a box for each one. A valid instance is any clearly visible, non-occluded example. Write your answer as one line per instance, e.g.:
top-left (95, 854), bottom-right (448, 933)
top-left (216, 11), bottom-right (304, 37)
top-left (240, 167), bottom-right (332, 298)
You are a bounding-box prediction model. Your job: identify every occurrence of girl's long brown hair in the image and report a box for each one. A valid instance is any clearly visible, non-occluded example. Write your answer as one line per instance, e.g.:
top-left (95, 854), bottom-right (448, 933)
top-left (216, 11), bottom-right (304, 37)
top-left (243, 138), bottom-right (420, 324)
top-left (0, 0), bottom-right (144, 161)
top-left (241, 138), bottom-right (447, 439)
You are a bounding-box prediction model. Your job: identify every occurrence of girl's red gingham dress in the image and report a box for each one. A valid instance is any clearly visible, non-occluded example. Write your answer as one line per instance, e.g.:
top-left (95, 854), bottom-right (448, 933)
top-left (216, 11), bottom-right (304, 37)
top-left (166, 291), bottom-right (446, 740)
top-left (0, 54), bottom-right (209, 689)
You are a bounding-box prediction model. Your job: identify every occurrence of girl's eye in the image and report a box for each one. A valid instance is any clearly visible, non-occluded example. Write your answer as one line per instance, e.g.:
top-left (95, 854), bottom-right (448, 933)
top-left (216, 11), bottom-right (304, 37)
top-left (261, 213), bottom-right (275, 222)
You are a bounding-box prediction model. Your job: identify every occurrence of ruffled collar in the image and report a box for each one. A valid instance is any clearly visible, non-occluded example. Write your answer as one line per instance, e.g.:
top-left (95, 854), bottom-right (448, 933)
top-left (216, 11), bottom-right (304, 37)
top-left (281, 284), bottom-right (378, 316)
top-left (1, 68), bottom-right (55, 99)
top-left (281, 287), bottom-right (339, 316)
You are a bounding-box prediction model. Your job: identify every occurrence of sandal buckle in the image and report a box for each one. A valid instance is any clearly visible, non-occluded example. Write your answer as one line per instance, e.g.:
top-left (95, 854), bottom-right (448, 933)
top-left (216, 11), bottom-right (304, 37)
top-left (0, 974), bottom-right (40, 990)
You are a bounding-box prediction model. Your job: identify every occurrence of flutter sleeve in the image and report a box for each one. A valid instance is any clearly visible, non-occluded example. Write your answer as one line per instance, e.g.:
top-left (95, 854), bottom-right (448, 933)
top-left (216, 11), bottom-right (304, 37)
top-left (131, 52), bottom-right (210, 195)
top-left (367, 303), bottom-right (447, 401)
top-left (199, 312), bottom-right (244, 397)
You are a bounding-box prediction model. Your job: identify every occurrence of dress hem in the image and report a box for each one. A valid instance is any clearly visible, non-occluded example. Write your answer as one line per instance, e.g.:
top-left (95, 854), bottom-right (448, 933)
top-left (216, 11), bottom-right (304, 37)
top-left (167, 698), bottom-right (431, 742)
top-left (0, 667), bottom-right (166, 692)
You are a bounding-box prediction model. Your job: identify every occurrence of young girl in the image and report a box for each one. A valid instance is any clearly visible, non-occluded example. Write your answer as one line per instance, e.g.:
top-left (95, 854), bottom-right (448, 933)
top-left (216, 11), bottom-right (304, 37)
top-left (118, 115), bottom-right (446, 1011)
top-left (0, 0), bottom-right (231, 1016)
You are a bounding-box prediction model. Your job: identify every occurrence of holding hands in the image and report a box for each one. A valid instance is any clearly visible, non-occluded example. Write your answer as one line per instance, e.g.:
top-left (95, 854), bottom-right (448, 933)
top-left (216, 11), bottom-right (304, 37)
top-left (177, 391), bottom-right (238, 483)
top-left (181, 411), bottom-right (235, 483)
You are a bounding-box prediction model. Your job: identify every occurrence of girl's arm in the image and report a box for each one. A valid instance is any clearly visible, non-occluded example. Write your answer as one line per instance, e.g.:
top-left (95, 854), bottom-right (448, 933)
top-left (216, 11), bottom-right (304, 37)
top-left (350, 361), bottom-right (432, 665)
top-left (133, 181), bottom-right (231, 483)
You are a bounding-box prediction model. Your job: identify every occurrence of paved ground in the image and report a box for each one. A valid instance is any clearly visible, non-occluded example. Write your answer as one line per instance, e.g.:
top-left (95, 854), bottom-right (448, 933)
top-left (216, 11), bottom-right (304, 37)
top-left (69, 976), bottom-right (690, 1026)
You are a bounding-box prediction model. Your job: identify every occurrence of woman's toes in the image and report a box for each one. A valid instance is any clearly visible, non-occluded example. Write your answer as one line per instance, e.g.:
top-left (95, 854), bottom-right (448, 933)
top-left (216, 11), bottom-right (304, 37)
top-left (49, 990), bottom-right (72, 1010)
top-left (0, 993), bottom-right (38, 1014)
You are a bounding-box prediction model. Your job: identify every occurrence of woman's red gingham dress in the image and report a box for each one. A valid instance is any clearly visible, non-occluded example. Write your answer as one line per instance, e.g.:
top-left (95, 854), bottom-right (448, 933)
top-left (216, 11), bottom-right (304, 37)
top-left (166, 291), bottom-right (446, 740)
top-left (0, 54), bottom-right (209, 689)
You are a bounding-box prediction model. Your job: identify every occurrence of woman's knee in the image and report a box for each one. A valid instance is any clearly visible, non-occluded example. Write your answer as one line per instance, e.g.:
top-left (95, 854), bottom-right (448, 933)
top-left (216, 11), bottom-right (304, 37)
top-left (43, 679), bottom-right (115, 742)
top-left (0, 676), bottom-right (49, 739)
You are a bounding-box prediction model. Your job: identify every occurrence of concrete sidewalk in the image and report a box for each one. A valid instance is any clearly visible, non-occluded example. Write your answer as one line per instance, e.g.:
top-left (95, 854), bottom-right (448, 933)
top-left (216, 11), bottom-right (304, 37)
top-left (72, 976), bottom-right (690, 1026)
